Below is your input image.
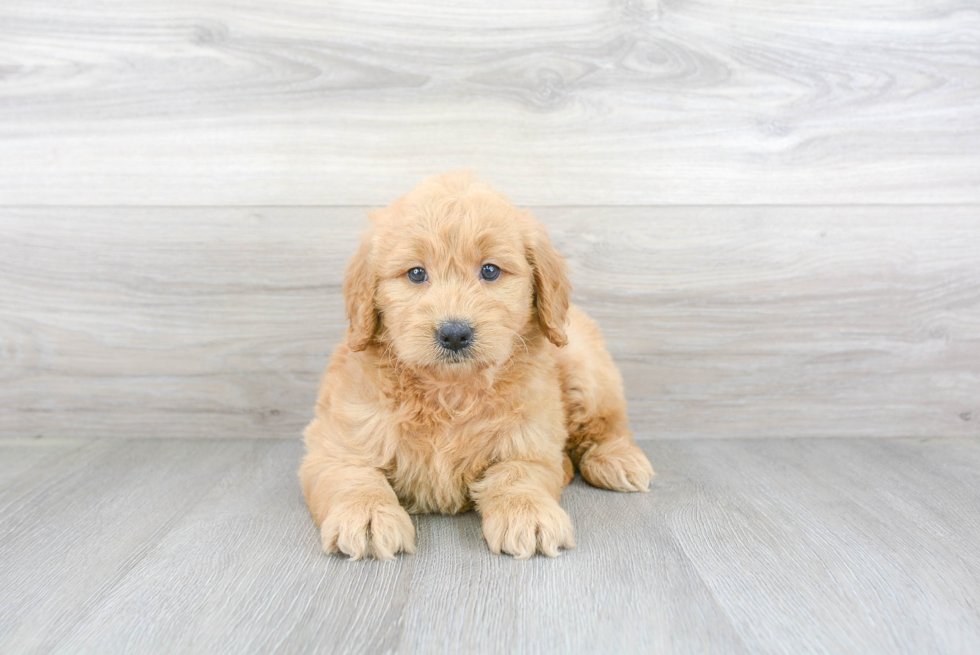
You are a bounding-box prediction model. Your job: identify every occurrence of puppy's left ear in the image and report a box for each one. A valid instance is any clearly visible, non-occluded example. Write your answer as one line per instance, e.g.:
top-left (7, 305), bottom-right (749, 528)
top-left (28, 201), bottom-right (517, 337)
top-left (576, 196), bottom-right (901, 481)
top-left (528, 223), bottom-right (571, 347)
top-left (343, 232), bottom-right (378, 352)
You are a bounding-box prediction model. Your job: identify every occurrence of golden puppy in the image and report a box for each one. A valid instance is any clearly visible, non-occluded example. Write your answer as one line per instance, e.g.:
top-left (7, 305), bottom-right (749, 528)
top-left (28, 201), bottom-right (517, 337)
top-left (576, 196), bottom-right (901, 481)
top-left (300, 172), bottom-right (654, 560)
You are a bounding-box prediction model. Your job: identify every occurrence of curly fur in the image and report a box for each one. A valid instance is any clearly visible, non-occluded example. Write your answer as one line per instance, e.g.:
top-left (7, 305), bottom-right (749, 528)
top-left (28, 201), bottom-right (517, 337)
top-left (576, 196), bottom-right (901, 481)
top-left (300, 171), bottom-right (654, 559)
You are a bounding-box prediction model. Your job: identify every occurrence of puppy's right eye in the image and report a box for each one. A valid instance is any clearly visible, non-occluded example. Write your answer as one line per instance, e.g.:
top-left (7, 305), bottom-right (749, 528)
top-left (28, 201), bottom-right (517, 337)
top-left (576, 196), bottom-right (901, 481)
top-left (407, 267), bottom-right (427, 284)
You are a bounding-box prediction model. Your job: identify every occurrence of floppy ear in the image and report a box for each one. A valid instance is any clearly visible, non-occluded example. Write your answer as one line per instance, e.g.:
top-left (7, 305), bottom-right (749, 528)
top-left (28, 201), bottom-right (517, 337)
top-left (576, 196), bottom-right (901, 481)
top-left (527, 223), bottom-right (571, 347)
top-left (342, 233), bottom-right (378, 352)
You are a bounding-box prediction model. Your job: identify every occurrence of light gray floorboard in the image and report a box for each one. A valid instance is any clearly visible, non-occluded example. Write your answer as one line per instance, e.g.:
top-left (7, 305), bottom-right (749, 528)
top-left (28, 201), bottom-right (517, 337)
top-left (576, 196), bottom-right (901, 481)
top-left (0, 438), bottom-right (264, 653)
top-left (1, 1), bottom-right (978, 205)
top-left (1, 437), bottom-right (978, 654)
top-left (0, 438), bottom-right (89, 487)
top-left (2, 205), bottom-right (978, 440)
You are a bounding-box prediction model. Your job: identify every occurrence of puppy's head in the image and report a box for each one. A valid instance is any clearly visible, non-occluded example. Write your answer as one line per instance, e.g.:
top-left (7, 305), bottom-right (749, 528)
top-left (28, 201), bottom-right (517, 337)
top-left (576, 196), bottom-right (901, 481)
top-left (343, 171), bottom-right (570, 374)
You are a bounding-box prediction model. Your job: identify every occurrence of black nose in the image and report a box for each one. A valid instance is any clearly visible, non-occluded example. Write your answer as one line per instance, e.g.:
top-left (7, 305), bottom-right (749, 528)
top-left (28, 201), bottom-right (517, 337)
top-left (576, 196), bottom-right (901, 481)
top-left (437, 321), bottom-right (474, 353)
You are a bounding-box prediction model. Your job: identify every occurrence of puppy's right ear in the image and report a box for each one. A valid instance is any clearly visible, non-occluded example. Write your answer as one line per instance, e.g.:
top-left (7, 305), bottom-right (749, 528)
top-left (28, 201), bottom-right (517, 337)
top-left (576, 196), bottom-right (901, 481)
top-left (342, 233), bottom-right (378, 352)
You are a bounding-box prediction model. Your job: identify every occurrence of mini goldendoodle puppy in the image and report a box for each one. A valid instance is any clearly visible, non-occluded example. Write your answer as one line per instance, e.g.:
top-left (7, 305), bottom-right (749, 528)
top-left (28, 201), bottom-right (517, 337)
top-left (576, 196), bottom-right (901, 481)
top-left (300, 171), bottom-right (654, 560)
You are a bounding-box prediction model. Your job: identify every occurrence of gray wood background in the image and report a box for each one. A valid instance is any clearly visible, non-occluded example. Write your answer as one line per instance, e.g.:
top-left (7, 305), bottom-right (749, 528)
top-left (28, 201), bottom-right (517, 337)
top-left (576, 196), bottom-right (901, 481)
top-left (1, 0), bottom-right (978, 439)
top-left (1, 0), bottom-right (979, 206)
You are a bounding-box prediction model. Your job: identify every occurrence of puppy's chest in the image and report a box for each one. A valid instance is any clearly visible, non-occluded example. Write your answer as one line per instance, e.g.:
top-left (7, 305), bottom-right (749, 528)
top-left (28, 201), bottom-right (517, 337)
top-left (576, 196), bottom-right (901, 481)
top-left (386, 423), bottom-right (495, 515)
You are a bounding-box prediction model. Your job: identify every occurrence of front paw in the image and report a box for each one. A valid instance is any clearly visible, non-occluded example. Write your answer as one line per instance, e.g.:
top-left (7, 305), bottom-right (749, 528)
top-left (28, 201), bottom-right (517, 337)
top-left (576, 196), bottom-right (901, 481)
top-left (481, 496), bottom-right (575, 559)
top-left (579, 438), bottom-right (655, 492)
top-left (320, 499), bottom-right (416, 560)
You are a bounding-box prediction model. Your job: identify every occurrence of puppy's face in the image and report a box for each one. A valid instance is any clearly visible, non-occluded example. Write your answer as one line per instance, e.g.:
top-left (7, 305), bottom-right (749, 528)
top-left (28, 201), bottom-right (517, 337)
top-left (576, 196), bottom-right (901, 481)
top-left (343, 174), bottom-right (570, 375)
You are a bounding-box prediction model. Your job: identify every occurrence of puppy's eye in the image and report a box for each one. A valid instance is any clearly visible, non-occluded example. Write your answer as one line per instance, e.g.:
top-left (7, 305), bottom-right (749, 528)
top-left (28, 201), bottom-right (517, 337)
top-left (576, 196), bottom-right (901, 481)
top-left (480, 264), bottom-right (501, 281)
top-left (407, 267), bottom-right (427, 284)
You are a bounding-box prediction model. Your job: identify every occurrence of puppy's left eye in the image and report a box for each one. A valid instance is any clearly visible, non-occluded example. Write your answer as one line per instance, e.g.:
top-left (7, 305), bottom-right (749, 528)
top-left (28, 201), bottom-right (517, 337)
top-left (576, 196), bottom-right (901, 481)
top-left (480, 264), bottom-right (501, 281)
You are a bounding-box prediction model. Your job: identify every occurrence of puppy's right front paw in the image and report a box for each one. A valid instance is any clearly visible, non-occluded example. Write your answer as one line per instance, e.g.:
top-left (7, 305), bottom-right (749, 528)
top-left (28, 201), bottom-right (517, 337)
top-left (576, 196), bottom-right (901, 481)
top-left (320, 500), bottom-right (416, 560)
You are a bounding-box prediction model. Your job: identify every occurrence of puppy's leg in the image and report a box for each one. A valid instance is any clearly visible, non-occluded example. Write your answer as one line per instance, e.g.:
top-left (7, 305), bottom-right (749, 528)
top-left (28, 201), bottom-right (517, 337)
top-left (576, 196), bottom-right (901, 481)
top-left (300, 445), bottom-right (415, 560)
top-left (576, 434), bottom-right (654, 493)
top-left (557, 306), bottom-right (655, 492)
top-left (562, 452), bottom-right (575, 487)
top-left (470, 459), bottom-right (575, 559)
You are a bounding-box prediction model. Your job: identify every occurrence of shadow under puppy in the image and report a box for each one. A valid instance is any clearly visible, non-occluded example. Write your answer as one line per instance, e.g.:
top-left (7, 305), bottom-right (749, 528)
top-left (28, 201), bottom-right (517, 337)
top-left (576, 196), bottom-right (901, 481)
top-left (300, 171), bottom-right (654, 559)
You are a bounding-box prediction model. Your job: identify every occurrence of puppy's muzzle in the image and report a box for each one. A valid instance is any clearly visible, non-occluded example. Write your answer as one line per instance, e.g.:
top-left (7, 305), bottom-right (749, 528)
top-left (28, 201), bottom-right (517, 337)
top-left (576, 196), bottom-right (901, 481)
top-left (436, 320), bottom-right (474, 355)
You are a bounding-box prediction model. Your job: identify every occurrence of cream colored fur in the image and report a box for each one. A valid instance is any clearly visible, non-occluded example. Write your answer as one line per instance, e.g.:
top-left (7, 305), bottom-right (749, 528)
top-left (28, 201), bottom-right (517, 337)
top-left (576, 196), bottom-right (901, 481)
top-left (300, 171), bottom-right (654, 560)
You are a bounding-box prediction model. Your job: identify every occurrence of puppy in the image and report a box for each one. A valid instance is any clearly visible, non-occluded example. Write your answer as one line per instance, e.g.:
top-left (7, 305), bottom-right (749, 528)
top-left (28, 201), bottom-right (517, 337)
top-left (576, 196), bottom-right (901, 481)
top-left (300, 172), bottom-right (654, 560)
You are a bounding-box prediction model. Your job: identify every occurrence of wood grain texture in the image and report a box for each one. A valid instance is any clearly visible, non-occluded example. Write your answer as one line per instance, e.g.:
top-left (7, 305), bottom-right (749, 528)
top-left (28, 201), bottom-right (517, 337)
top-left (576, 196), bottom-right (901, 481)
top-left (2, 205), bottom-right (978, 440)
top-left (1, 0), bottom-right (978, 205)
top-left (1, 437), bottom-right (978, 654)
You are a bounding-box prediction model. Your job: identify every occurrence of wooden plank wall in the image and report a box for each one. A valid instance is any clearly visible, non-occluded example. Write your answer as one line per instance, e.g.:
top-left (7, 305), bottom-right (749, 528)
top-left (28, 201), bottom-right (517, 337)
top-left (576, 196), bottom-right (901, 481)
top-left (1, 0), bottom-right (978, 439)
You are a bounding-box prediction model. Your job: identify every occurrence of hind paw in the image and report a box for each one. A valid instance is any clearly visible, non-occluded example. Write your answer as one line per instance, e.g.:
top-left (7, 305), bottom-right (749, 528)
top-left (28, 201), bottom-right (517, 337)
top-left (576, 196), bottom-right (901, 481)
top-left (579, 438), bottom-right (655, 492)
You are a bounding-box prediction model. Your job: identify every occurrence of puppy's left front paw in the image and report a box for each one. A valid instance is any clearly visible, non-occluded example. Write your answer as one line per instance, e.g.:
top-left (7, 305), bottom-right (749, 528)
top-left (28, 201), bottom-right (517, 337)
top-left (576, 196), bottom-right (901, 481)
top-left (481, 496), bottom-right (575, 559)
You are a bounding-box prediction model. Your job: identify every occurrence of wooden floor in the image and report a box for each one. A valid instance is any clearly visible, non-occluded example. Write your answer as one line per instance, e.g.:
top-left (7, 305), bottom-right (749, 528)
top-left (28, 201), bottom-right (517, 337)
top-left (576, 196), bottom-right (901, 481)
top-left (2, 437), bottom-right (978, 654)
